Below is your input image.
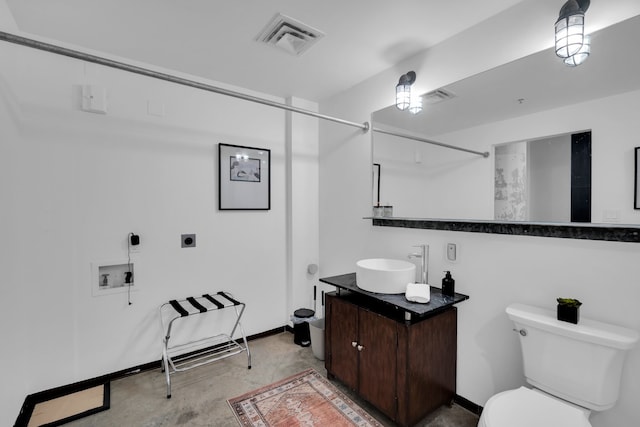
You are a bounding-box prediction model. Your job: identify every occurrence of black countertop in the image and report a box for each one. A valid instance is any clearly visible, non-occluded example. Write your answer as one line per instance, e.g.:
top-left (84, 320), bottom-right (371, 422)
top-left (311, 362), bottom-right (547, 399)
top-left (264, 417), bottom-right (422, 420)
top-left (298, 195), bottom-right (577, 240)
top-left (320, 273), bottom-right (469, 319)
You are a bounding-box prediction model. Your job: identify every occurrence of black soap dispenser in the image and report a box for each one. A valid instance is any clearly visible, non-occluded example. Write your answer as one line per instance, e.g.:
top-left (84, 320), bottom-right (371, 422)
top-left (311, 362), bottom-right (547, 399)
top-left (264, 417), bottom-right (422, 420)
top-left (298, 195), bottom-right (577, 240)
top-left (442, 271), bottom-right (455, 296)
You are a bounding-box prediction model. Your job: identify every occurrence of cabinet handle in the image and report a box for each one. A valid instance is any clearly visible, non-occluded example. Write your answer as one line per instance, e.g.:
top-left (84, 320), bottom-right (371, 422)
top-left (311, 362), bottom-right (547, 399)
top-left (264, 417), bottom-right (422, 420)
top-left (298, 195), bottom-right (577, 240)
top-left (351, 341), bottom-right (358, 347)
top-left (357, 345), bottom-right (364, 351)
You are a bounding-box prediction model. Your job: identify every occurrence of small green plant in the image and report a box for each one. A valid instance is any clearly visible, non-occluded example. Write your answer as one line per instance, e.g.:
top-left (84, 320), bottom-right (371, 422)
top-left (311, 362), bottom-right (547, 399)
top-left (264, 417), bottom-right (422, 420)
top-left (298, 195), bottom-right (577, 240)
top-left (557, 297), bottom-right (582, 307)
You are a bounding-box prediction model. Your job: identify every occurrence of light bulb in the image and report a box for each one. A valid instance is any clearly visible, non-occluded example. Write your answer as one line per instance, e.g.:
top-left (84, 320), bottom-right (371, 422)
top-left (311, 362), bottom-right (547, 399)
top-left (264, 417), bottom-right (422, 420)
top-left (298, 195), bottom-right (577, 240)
top-left (396, 83), bottom-right (411, 111)
top-left (564, 35), bottom-right (590, 66)
top-left (555, 11), bottom-right (585, 58)
top-left (409, 93), bottom-right (423, 114)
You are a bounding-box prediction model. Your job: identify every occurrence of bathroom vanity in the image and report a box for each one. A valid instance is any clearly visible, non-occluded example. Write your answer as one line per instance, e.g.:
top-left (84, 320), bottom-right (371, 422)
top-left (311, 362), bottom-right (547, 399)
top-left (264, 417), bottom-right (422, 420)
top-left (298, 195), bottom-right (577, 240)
top-left (320, 273), bottom-right (469, 427)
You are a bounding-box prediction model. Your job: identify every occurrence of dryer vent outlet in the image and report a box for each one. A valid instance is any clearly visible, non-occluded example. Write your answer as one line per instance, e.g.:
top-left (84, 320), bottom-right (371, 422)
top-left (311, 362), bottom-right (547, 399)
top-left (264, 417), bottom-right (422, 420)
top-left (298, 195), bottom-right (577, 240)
top-left (181, 234), bottom-right (196, 248)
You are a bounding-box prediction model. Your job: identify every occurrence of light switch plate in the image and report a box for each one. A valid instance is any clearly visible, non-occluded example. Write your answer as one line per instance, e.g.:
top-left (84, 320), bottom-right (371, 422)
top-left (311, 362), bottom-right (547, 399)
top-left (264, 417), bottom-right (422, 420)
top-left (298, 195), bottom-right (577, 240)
top-left (81, 85), bottom-right (108, 114)
top-left (446, 243), bottom-right (457, 262)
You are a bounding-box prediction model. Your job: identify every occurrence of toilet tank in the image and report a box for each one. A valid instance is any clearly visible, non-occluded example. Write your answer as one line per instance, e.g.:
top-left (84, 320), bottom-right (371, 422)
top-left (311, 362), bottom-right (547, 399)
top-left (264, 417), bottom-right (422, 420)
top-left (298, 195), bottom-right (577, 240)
top-left (506, 303), bottom-right (639, 411)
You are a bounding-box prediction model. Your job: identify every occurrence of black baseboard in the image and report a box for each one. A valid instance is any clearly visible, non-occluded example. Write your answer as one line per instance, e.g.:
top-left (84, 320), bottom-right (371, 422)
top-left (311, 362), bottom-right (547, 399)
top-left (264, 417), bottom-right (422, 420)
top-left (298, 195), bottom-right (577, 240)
top-left (454, 394), bottom-right (484, 416)
top-left (14, 326), bottom-right (289, 427)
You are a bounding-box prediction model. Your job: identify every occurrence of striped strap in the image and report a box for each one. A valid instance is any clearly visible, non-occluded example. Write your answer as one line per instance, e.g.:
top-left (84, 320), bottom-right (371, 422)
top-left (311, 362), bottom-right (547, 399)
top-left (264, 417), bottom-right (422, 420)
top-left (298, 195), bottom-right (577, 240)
top-left (219, 291), bottom-right (241, 306)
top-left (187, 297), bottom-right (207, 313)
top-left (203, 294), bottom-right (224, 309)
top-left (169, 300), bottom-right (189, 317)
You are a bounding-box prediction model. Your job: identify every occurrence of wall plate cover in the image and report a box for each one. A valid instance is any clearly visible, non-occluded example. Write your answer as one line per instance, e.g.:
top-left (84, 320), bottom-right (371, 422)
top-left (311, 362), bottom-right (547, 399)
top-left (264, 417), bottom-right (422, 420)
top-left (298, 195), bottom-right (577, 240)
top-left (446, 243), bottom-right (457, 262)
top-left (81, 85), bottom-right (108, 114)
top-left (181, 234), bottom-right (196, 248)
top-left (128, 234), bottom-right (141, 253)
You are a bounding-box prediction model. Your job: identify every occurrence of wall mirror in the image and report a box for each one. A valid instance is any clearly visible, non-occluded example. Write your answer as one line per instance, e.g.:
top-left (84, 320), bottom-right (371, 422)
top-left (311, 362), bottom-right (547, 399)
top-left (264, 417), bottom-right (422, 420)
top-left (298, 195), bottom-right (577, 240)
top-left (494, 130), bottom-right (591, 223)
top-left (371, 14), bottom-right (640, 237)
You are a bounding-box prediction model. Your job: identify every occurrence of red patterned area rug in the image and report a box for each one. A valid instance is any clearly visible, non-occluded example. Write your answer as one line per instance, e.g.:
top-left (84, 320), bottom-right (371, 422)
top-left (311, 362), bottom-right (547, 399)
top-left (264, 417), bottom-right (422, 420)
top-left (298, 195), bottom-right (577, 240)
top-left (228, 368), bottom-right (383, 426)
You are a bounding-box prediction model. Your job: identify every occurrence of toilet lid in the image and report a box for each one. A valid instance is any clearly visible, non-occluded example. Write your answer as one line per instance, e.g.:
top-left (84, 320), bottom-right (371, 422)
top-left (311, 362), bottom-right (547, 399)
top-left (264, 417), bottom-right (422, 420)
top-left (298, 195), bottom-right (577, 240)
top-left (483, 387), bottom-right (591, 427)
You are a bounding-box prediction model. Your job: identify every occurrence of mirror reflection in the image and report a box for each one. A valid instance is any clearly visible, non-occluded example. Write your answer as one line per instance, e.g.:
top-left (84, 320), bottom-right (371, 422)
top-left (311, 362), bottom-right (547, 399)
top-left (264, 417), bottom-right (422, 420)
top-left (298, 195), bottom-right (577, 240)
top-left (372, 15), bottom-right (640, 225)
top-left (494, 131), bottom-right (591, 223)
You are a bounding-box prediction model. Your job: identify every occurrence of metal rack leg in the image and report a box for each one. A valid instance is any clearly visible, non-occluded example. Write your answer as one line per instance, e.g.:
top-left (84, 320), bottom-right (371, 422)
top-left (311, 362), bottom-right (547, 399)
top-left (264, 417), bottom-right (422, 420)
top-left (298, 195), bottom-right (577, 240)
top-left (235, 305), bottom-right (252, 369)
top-left (242, 330), bottom-right (252, 369)
top-left (165, 362), bottom-right (171, 398)
top-left (162, 341), bottom-right (172, 398)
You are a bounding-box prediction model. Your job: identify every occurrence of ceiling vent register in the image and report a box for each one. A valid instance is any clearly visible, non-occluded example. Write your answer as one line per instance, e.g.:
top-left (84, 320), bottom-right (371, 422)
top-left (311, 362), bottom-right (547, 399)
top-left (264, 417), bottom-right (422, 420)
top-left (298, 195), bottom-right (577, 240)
top-left (423, 88), bottom-right (456, 104)
top-left (256, 13), bottom-right (325, 56)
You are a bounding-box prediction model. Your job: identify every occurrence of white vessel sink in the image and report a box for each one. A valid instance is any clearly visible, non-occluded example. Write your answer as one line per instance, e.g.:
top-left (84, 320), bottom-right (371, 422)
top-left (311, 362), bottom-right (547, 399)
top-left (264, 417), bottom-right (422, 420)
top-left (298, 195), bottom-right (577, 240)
top-left (355, 258), bottom-right (416, 294)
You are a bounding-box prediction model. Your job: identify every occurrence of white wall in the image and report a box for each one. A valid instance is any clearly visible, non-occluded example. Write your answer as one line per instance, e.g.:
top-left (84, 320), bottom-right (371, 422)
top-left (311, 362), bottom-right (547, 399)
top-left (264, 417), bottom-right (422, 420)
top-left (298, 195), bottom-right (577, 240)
top-left (319, 3), bottom-right (640, 427)
top-left (0, 39), bottom-right (318, 424)
top-left (286, 97), bottom-right (321, 316)
top-left (0, 0), bottom-right (17, 31)
top-left (529, 134), bottom-right (571, 222)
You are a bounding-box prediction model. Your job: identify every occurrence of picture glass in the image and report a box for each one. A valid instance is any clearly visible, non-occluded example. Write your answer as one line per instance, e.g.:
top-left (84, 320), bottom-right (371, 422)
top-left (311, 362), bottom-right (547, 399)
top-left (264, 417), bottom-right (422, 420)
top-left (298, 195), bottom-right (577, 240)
top-left (219, 143), bottom-right (270, 210)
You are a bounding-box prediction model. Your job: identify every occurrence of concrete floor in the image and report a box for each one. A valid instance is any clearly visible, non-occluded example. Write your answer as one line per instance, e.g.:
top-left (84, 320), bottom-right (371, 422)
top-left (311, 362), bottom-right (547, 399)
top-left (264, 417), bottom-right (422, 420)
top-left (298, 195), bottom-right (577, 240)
top-left (67, 332), bottom-right (479, 427)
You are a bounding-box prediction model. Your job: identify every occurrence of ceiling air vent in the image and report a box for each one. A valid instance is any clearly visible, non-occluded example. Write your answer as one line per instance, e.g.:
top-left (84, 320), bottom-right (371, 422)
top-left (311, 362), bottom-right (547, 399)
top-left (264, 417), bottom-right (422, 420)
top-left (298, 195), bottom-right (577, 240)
top-left (423, 88), bottom-right (456, 105)
top-left (256, 13), bottom-right (325, 56)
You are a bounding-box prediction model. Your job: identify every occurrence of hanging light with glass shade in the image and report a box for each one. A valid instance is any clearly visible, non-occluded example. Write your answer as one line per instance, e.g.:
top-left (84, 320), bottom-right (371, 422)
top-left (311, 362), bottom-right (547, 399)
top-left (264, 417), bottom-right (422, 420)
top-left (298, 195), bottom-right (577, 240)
top-left (409, 92), bottom-right (423, 114)
top-left (395, 71), bottom-right (416, 110)
top-left (563, 34), bottom-right (590, 66)
top-left (555, 0), bottom-right (590, 62)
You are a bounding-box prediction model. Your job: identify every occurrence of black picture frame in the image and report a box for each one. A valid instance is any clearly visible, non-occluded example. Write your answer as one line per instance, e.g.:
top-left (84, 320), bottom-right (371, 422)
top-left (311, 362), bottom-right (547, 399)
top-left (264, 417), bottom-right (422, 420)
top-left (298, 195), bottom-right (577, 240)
top-left (635, 147), bottom-right (640, 210)
top-left (218, 143), bottom-right (270, 210)
top-left (373, 163), bottom-right (381, 207)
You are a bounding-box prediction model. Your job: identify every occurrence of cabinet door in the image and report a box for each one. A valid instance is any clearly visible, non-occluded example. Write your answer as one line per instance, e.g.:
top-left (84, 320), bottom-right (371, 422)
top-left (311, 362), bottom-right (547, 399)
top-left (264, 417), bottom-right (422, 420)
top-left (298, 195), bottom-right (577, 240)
top-left (405, 307), bottom-right (457, 424)
top-left (326, 295), bottom-right (359, 390)
top-left (358, 308), bottom-right (398, 420)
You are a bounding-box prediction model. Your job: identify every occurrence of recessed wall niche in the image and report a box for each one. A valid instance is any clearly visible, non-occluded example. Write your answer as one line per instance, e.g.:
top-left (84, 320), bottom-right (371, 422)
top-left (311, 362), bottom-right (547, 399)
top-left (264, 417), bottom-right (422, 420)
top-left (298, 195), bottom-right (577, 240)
top-left (91, 261), bottom-right (135, 297)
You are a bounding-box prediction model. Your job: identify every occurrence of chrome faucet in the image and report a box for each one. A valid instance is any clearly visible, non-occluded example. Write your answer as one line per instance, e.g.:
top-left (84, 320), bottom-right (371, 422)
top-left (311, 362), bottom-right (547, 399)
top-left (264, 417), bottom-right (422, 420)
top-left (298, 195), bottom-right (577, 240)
top-left (408, 244), bottom-right (429, 284)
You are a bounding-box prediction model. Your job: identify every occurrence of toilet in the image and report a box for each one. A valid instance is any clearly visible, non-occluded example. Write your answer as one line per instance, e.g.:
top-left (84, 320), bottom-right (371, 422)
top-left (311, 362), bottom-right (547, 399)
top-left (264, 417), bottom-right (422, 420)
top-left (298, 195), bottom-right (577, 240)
top-left (478, 303), bottom-right (639, 427)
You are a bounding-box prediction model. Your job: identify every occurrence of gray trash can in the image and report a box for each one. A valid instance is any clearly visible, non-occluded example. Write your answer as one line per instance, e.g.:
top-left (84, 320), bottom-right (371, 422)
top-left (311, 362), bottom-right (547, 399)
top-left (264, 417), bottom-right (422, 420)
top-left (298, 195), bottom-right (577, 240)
top-left (308, 318), bottom-right (325, 360)
top-left (292, 308), bottom-right (315, 347)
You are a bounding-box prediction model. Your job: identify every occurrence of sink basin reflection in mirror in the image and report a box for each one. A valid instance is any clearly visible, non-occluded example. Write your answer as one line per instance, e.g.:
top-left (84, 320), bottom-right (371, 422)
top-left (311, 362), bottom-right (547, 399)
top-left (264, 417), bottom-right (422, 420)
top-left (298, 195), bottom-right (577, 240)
top-left (355, 258), bottom-right (416, 294)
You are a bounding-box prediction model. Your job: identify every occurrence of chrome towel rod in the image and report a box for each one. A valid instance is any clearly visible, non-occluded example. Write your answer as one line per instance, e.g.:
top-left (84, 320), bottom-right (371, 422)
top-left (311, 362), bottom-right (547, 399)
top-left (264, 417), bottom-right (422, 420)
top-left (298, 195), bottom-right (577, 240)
top-left (0, 31), bottom-right (369, 132)
top-left (372, 126), bottom-right (490, 158)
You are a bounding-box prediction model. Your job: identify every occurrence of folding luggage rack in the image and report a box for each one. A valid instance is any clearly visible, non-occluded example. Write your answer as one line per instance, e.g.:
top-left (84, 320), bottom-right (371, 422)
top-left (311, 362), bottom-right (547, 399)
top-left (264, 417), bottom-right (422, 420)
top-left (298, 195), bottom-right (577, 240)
top-left (159, 291), bottom-right (251, 398)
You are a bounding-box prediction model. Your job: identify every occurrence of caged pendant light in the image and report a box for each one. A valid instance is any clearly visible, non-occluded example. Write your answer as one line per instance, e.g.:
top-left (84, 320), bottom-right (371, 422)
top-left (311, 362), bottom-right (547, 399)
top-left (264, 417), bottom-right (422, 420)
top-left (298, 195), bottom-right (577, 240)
top-left (563, 34), bottom-right (590, 66)
top-left (409, 92), bottom-right (423, 114)
top-left (395, 71), bottom-right (416, 111)
top-left (555, 0), bottom-right (590, 62)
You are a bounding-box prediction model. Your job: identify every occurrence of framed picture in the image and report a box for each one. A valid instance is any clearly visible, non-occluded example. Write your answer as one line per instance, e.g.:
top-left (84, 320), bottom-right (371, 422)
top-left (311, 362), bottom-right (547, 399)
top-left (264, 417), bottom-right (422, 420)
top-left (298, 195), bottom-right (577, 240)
top-left (373, 163), bottom-right (381, 207)
top-left (635, 147), bottom-right (640, 209)
top-left (218, 143), bottom-right (271, 210)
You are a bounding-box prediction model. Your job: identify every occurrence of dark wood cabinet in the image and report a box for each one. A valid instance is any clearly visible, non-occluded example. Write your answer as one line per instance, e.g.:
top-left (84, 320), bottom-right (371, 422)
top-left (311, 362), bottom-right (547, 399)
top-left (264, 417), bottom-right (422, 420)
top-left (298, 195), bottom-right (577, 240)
top-left (325, 292), bottom-right (457, 427)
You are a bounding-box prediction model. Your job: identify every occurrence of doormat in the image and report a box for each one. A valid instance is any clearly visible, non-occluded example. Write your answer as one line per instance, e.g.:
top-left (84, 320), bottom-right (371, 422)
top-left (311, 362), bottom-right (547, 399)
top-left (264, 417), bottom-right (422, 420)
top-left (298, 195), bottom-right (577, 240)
top-left (228, 368), bottom-right (382, 427)
top-left (25, 382), bottom-right (110, 427)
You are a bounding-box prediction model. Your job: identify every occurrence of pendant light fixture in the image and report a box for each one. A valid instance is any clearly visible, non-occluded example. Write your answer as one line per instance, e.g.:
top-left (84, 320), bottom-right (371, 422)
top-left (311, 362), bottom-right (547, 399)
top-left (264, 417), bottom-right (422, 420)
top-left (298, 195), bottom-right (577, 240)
top-left (409, 92), bottom-right (423, 114)
top-left (563, 34), bottom-right (590, 66)
top-left (395, 71), bottom-right (416, 111)
top-left (555, 0), bottom-right (590, 63)
top-left (396, 71), bottom-right (422, 114)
